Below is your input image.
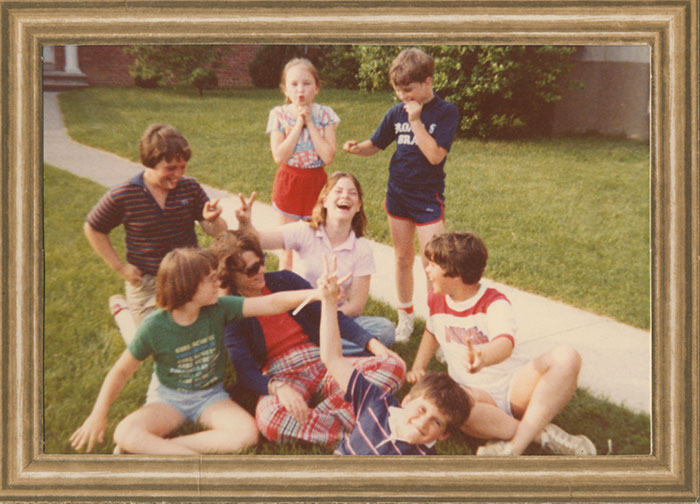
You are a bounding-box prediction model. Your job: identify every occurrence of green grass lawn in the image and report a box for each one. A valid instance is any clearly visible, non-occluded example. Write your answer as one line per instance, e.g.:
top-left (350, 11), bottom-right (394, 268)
top-left (58, 86), bottom-right (650, 330)
top-left (44, 164), bottom-right (650, 456)
top-left (46, 85), bottom-right (650, 456)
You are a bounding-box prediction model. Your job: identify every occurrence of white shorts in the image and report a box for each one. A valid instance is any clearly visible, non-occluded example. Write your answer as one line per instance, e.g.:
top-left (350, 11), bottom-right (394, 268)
top-left (471, 371), bottom-right (517, 417)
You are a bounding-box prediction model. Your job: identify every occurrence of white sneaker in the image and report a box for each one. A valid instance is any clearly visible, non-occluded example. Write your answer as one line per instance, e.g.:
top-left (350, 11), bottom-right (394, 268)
top-left (476, 440), bottom-right (514, 456)
top-left (394, 310), bottom-right (414, 343)
top-left (109, 294), bottom-right (128, 317)
top-left (541, 423), bottom-right (596, 455)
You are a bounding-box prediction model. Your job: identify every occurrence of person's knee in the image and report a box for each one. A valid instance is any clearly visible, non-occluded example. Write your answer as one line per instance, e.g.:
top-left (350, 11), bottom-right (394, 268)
top-left (376, 318), bottom-right (397, 346)
top-left (362, 317), bottom-right (396, 347)
top-left (255, 398), bottom-right (286, 441)
top-left (235, 413), bottom-right (261, 447)
top-left (394, 250), bottom-right (415, 270)
top-left (220, 421), bottom-right (260, 452)
top-left (552, 345), bottom-right (582, 375)
top-left (113, 416), bottom-right (145, 452)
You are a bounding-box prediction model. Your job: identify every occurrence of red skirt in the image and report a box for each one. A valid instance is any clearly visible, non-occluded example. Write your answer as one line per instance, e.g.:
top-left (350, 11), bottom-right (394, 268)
top-left (271, 164), bottom-right (327, 220)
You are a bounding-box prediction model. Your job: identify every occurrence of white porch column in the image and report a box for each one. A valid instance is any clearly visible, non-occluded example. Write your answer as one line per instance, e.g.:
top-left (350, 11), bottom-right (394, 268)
top-left (63, 45), bottom-right (84, 74)
top-left (43, 46), bottom-right (56, 70)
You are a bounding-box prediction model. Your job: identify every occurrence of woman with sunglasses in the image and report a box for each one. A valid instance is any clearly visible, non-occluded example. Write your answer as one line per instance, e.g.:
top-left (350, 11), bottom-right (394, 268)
top-left (210, 229), bottom-right (405, 447)
top-left (235, 172), bottom-right (395, 356)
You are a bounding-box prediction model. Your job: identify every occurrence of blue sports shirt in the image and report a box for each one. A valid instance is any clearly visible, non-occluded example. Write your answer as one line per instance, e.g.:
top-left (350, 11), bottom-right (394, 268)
top-left (370, 92), bottom-right (458, 194)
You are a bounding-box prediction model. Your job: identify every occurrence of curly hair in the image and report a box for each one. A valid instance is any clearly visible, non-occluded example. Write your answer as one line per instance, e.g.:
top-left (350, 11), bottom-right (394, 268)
top-left (209, 229), bottom-right (265, 294)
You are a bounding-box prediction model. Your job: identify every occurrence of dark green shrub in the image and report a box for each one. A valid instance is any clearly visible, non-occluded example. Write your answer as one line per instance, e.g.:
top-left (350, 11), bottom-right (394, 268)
top-left (133, 75), bottom-right (160, 88)
top-left (123, 45), bottom-right (224, 96)
top-left (316, 45), bottom-right (361, 89)
top-left (248, 45), bottom-right (324, 88)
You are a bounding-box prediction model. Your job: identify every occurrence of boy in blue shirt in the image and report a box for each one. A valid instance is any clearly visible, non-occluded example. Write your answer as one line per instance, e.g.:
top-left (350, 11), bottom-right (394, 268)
top-left (343, 47), bottom-right (459, 343)
top-left (318, 256), bottom-right (471, 455)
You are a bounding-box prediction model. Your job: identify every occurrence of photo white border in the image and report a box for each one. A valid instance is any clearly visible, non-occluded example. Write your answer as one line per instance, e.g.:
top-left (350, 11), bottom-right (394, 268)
top-left (1, 1), bottom-right (697, 501)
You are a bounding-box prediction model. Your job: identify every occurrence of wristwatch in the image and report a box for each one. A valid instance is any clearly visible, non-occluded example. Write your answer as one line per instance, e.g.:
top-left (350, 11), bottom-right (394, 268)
top-left (268, 379), bottom-right (284, 395)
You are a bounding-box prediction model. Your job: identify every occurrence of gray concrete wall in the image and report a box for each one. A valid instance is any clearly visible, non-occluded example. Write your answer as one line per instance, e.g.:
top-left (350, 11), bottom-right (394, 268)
top-left (551, 46), bottom-right (650, 141)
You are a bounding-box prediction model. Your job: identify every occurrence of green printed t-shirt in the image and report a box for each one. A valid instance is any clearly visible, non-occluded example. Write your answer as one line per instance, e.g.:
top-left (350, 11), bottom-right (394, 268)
top-left (128, 296), bottom-right (244, 391)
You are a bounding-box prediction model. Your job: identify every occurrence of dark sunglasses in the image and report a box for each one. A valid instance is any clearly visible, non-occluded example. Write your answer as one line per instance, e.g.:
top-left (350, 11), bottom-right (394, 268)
top-left (240, 253), bottom-right (267, 277)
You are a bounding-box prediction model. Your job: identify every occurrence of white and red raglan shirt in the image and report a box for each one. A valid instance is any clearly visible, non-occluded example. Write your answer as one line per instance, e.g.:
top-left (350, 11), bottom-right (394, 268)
top-left (426, 283), bottom-right (527, 392)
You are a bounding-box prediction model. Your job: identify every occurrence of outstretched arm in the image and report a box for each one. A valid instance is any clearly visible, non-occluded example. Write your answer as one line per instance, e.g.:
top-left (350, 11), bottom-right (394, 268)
top-left (234, 192), bottom-right (285, 249)
top-left (318, 257), bottom-right (355, 392)
top-left (342, 139), bottom-right (381, 157)
top-left (242, 287), bottom-right (318, 318)
top-left (69, 350), bottom-right (141, 452)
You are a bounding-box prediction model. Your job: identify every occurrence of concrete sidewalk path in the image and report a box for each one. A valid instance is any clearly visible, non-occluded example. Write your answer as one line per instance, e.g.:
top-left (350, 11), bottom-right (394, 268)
top-left (44, 91), bottom-right (651, 414)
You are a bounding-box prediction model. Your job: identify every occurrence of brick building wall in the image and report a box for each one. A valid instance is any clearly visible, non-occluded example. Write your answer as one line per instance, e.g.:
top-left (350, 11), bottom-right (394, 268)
top-left (71, 45), bottom-right (260, 87)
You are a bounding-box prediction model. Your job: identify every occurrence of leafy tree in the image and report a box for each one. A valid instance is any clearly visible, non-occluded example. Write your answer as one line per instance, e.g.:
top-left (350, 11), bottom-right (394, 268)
top-left (124, 45), bottom-right (224, 96)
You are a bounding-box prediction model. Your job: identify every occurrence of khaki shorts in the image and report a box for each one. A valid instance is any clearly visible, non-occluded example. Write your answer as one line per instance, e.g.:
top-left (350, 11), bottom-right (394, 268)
top-left (125, 274), bottom-right (157, 326)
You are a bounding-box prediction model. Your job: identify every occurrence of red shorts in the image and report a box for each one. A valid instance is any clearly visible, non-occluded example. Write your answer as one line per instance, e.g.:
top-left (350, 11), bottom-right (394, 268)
top-left (271, 164), bottom-right (327, 220)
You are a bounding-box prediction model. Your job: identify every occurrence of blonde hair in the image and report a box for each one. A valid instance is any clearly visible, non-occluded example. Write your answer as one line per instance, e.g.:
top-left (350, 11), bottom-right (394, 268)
top-left (309, 172), bottom-right (367, 238)
top-left (279, 58), bottom-right (320, 104)
top-left (139, 123), bottom-right (191, 168)
top-left (155, 247), bottom-right (218, 311)
top-left (389, 48), bottom-right (435, 87)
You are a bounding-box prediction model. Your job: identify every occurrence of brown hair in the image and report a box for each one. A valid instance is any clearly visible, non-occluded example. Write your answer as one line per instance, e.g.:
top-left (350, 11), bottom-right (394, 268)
top-left (309, 172), bottom-right (367, 238)
top-left (424, 231), bottom-right (488, 285)
top-left (407, 372), bottom-right (473, 434)
top-left (389, 47), bottom-right (435, 87)
top-left (280, 58), bottom-right (320, 105)
top-left (155, 247), bottom-right (218, 311)
top-left (209, 229), bottom-right (265, 294)
top-left (139, 123), bottom-right (192, 168)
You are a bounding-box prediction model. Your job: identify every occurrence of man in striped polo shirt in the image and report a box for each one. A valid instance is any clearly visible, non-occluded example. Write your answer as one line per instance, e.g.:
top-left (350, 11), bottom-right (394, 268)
top-left (84, 124), bottom-right (227, 343)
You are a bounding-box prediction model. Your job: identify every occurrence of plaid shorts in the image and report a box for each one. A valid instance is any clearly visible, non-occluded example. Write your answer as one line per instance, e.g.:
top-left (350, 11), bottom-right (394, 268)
top-left (256, 343), bottom-right (406, 446)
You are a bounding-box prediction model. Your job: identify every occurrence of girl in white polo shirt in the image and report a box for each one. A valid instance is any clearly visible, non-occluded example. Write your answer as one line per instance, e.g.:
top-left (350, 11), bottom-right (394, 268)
top-left (235, 172), bottom-right (395, 355)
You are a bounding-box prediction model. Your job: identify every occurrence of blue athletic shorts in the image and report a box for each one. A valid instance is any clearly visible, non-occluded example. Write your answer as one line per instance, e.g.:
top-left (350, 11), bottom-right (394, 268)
top-left (384, 184), bottom-right (445, 225)
top-left (145, 373), bottom-right (231, 423)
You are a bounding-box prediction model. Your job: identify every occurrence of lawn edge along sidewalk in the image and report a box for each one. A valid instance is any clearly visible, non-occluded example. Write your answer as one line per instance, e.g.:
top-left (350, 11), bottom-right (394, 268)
top-left (43, 91), bottom-right (651, 414)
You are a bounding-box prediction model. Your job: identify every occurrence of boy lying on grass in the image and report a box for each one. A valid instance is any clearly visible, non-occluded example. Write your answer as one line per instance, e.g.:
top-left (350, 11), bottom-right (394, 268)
top-left (318, 256), bottom-right (472, 455)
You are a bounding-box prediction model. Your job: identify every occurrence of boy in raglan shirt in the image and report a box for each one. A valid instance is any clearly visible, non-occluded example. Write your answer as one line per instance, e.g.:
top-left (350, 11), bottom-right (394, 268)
top-left (407, 231), bottom-right (596, 456)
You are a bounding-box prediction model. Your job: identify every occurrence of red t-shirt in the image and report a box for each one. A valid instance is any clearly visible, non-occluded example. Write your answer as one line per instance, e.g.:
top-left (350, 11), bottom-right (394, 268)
top-left (257, 287), bottom-right (309, 361)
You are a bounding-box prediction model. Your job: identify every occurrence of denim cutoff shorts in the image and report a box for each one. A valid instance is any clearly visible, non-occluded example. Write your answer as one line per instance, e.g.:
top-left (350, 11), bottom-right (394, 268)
top-left (145, 373), bottom-right (231, 423)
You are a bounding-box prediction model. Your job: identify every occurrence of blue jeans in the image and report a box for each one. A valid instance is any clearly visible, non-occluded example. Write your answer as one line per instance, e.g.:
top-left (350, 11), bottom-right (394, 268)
top-left (341, 315), bottom-right (396, 356)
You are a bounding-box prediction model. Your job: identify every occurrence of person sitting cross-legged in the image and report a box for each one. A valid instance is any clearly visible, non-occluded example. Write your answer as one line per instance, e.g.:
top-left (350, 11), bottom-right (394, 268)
top-left (407, 231), bottom-right (596, 456)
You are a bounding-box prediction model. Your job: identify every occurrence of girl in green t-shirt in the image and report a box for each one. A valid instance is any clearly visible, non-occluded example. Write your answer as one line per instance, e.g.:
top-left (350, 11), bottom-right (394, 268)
top-left (70, 247), bottom-right (322, 455)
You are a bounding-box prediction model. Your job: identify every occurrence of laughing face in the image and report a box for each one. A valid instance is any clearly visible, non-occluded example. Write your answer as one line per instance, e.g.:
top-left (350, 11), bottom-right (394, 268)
top-left (392, 77), bottom-right (433, 105)
top-left (396, 394), bottom-right (451, 445)
top-left (322, 176), bottom-right (362, 222)
top-left (145, 156), bottom-right (187, 192)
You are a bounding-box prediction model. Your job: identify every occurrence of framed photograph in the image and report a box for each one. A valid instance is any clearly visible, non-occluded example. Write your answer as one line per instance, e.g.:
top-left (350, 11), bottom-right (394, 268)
top-left (1, 0), bottom-right (697, 501)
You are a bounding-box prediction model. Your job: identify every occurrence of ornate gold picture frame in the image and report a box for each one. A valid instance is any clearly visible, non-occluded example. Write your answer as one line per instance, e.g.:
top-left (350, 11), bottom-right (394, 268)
top-left (1, 0), bottom-right (697, 501)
